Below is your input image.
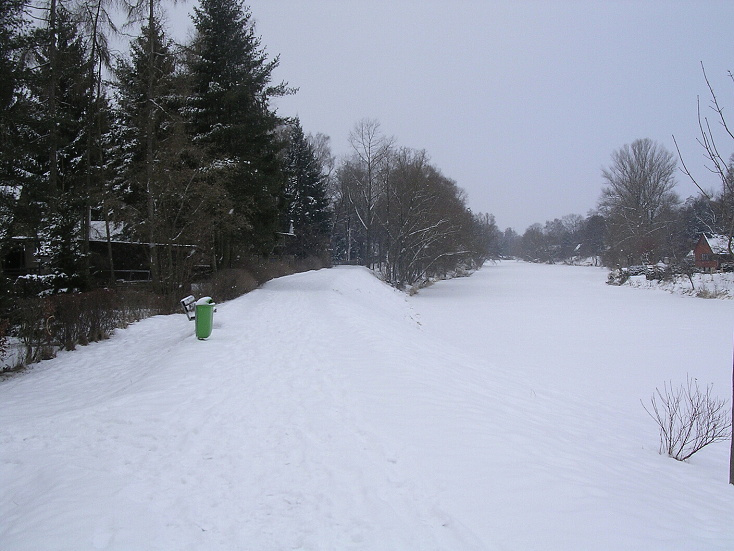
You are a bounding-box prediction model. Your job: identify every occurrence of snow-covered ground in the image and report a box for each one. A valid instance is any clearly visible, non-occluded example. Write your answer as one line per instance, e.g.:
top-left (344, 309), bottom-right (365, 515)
top-left (1, 261), bottom-right (733, 550)
top-left (626, 271), bottom-right (734, 299)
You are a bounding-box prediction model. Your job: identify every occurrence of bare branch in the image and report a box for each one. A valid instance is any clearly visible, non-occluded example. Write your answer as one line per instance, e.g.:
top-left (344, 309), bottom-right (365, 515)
top-left (642, 376), bottom-right (731, 461)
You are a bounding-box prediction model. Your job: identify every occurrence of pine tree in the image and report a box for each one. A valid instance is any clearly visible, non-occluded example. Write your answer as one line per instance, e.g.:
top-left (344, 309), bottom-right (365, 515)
top-left (187, 0), bottom-right (292, 266)
top-left (282, 119), bottom-right (331, 259)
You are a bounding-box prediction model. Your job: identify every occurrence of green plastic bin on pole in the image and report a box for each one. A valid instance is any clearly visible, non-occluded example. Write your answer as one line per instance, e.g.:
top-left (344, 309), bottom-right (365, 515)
top-left (195, 297), bottom-right (216, 339)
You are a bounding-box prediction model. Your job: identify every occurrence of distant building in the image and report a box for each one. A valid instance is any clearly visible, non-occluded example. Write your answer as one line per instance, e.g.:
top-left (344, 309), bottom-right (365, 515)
top-left (3, 236), bottom-right (41, 277)
top-left (3, 222), bottom-right (151, 281)
top-left (87, 221), bottom-right (151, 281)
top-left (693, 234), bottom-right (733, 272)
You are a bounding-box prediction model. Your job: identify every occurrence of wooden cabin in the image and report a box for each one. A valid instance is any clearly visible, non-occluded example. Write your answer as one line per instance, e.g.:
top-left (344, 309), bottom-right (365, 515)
top-left (693, 234), bottom-right (733, 272)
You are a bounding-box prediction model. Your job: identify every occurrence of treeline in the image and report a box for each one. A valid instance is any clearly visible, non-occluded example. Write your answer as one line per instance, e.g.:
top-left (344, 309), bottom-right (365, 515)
top-left (0, 0), bottom-right (496, 305)
top-left (331, 120), bottom-right (498, 288)
top-left (511, 138), bottom-right (734, 267)
top-left (507, 214), bottom-right (604, 264)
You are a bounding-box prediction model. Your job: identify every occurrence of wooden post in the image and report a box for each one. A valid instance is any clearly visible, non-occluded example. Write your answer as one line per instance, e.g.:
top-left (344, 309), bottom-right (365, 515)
top-left (730, 331), bottom-right (734, 485)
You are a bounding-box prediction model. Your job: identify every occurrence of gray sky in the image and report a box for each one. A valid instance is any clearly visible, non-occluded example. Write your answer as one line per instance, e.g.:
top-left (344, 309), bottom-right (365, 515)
top-left (164, 0), bottom-right (734, 232)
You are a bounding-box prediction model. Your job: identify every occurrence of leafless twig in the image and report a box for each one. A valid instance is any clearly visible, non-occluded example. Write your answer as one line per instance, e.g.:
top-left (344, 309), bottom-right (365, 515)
top-left (642, 376), bottom-right (731, 461)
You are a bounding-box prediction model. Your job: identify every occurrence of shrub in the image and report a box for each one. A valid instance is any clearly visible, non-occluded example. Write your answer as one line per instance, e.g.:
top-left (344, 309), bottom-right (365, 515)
top-left (294, 255), bottom-right (329, 273)
top-left (642, 377), bottom-right (732, 461)
top-left (645, 265), bottom-right (674, 281)
top-left (8, 286), bottom-right (169, 365)
top-left (117, 286), bottom-right (171, 321)
top-left (194, 256), bottom-right (329, 302)
top-left (48, 290), bottom-right (118, 350)
top-left (0, 318), bottom-right (9, 363)
top-left (13, 297), bottom-right (56, 363)
top-left (13, 274), bottom-right (56, 297)
top-left (250, 258), bottom-right (296, 285)
top-left (196, 269), bottom-right (259, 302)
top-left (607, 268), bottom-right (630, 286)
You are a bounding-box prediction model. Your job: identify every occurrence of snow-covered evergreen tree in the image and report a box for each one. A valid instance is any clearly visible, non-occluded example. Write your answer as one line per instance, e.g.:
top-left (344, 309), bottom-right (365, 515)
top-left (23, 6), bottom-right (92, 288)
top-left (187, 0), bottom-right (292, 266)
top-left (113, 18), bottom-right (177, 220)
top-left (112, 18), bottom-right (217, 293)
top-left (0, 0), bottom-right (32, 261)
top-left (282, 119), bottom-right (331, 260)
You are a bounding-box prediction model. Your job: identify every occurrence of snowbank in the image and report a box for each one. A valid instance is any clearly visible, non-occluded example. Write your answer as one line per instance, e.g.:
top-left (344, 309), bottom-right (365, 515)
top-left (626, 271), bottom-right (734, 299)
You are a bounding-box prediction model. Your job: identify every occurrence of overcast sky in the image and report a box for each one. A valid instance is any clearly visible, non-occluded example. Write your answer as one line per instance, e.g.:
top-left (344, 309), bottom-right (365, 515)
top-left (162, 1), bottom-right (734, 232)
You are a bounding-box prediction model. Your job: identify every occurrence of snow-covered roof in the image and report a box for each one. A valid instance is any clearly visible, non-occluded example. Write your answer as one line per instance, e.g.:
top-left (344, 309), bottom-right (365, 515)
top-left (704, 234), bottom-right (732, 255)
top-left (89, 221), bottom-right (125, 242)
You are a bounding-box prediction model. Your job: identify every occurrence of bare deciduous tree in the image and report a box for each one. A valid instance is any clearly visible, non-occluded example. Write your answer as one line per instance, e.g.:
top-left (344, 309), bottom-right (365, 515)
top-left (331, 120), bottom-right (491, 286)
top-left (346, 119), bottom-right (393, 268)
top-left (599, 138), bottom-right (680, 265)
top-left (379, 148), bottom-right (457, 287)
top-left (673, 63), bottom-right (734, 251)
top-left (642, 376), bottom-right (731, 462)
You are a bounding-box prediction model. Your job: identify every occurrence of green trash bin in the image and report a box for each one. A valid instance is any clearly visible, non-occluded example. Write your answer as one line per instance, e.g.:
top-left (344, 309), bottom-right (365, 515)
top-left (195, 297), bottom-right (216, 339)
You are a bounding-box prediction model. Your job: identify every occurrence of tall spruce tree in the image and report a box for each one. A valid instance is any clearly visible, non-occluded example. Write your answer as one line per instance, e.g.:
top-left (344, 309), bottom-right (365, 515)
top-left (187, 0), bottom-right (291, 267)
top-left (123, 0), bottom-right (176, 285)
top-left (113, 18), bottom-right (215, 293)
top-left (113, 17), bottom-right (175, 285)
top-left (114, 18), bottom-right (176, 227)
top-left (25, 6), bottom-right (92, 288)
top-left (282, 119), bottom-right (332, 259)
top-left (75, 0), bottom-right (117, 287)
top-left (0, 0), bottom-right (29, 180)
top-left (0, 0), bottom-right (31, 264)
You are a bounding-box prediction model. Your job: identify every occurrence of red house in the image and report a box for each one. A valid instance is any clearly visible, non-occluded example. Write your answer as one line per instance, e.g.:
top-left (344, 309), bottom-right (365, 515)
top-left (693, 234), bottom-right (733, 272)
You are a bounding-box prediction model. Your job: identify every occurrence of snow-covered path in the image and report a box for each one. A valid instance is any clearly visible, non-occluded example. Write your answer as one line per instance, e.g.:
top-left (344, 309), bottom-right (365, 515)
top-left (1, 262), bottom-right (733, 550)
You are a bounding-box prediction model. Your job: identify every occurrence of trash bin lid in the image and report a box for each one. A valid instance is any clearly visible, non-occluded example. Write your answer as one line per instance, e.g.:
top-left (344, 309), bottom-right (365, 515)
top-left (195, 296), bottom-right (215, 306)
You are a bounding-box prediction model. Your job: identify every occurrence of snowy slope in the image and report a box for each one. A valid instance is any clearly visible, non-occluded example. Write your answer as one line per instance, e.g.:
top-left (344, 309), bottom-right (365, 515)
top-left (1, 262), bottom-right (733, 550)
top-left (626, 271), bottom-right (734, 299)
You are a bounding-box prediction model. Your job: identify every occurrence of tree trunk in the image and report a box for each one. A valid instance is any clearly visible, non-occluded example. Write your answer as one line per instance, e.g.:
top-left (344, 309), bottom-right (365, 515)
top-left (146, 0), bottom-right (159, 288)
top-left (48, 0), bottom-right (58, 194)
top-left (81, 1), bottom-right (105, 290)
top-left (104, 215), bottom-right (115, 285)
